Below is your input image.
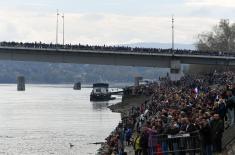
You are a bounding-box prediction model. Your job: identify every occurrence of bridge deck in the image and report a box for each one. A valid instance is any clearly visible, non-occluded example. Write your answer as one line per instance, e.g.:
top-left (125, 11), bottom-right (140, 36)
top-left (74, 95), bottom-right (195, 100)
top-left (0, 46), bottom-right (235, 67)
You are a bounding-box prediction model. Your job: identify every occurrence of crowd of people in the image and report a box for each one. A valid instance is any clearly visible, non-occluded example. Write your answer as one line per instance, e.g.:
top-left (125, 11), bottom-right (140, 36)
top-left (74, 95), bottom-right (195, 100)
top-left (103, 71), bottom-right (235, 155)
top-left (0, 41), bottom-right (235, 57)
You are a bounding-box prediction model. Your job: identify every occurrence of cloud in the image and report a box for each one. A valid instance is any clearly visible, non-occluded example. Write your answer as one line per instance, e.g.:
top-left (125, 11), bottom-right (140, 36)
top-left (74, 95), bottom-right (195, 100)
top-left (0, 8), bottom-right (218, 45)
top-left (186, 0), bottom-right (235, 8)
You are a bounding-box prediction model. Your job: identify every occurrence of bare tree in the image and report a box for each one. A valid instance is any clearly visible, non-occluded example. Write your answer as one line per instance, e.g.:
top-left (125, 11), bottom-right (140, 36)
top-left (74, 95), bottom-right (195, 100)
top-left (188, 19), bottom-right (235, 74)
top-left (196, 19), bottom-right (235, 52)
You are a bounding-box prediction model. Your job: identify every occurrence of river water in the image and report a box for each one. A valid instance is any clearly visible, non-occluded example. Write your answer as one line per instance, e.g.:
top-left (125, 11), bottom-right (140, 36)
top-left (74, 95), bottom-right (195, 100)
top-left (0, 84), bottom-right (121, 155)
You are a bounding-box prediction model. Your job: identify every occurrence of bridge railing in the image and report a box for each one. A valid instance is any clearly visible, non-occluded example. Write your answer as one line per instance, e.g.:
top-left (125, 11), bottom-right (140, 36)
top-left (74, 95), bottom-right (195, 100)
top-left (1, 41), bottom-right (235, 57)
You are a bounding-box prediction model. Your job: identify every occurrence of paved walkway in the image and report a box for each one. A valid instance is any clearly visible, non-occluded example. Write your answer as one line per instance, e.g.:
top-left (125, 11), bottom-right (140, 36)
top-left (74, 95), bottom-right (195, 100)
top-left (223, 143), bottom-right (235, 155)
top-left (124, 146), bottom-right (134, 155)
top-left (222, 126), bottom-right (235, 155)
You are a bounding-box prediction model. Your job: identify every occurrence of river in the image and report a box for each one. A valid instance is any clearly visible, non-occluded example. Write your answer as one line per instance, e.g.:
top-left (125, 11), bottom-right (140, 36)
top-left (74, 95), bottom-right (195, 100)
top-left (0, 84), bottom-right (121, 155)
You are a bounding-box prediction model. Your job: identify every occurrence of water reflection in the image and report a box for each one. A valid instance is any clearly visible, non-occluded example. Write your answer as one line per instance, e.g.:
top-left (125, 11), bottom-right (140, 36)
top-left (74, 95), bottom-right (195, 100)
top-left (91, 95), bottom-right (122, 110)
top-left (91, 101), bottom-right (109, 110)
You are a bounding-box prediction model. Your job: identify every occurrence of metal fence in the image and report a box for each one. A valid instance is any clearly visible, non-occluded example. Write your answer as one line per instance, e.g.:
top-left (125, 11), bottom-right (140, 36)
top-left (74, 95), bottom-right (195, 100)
top-left (148, 131), bottom-right (202, 155)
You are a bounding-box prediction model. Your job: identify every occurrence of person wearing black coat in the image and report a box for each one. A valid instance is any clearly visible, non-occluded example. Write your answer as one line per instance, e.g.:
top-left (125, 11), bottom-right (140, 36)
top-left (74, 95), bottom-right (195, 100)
top-left (210, 114), bottom-right (224, 153)
top-left (140, 130), bottom-right (149, 155)
top-left (227, 95), bottom-right (235, 126)
top-left (200, 119), bottom-right (212, 155)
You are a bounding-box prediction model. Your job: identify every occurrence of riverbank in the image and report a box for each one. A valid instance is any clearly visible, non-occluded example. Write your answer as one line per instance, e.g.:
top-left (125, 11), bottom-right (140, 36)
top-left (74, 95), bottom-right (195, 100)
top-left (109, 95), bottom-right (149, 118)
top-left (97, 95), bottom-right (150, 155)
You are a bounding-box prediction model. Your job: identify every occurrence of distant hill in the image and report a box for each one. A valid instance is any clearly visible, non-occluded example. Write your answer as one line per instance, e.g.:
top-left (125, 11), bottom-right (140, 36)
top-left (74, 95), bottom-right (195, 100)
top-left (0, 61), bottom-right (169, 84)
top-left (122, 42), bottom-right (195, 50)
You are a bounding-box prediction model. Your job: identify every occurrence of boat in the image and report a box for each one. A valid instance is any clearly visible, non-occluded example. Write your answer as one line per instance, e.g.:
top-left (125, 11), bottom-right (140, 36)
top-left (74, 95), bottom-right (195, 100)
top-left (90, 83), bottom-right (115, 101)
top-left (73, 82), bottom-right (81, 90)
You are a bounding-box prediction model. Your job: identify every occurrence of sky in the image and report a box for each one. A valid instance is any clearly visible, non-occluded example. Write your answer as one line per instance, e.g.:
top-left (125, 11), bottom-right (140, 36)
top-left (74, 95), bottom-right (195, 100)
top-left (0, 0), bottom-right (235, 45)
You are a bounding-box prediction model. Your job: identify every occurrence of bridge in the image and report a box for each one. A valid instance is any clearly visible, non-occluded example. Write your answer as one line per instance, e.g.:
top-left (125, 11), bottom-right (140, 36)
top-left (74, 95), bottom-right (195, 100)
top-left (0, 46), bottom-right (235, 68)
top-left (0, 42), bottom-right (235, 80)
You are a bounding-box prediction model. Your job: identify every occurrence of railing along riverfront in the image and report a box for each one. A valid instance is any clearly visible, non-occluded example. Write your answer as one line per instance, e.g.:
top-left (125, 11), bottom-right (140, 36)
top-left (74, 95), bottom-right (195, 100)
top-left (148, 131), bottom-right (202, 155)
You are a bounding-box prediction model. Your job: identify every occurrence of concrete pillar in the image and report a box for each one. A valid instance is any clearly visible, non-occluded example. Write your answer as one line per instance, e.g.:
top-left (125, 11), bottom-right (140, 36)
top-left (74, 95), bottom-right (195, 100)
top-left (170, 60), bottom-right (182, 81)
top-left (73, 82), bottom-right (81, 90)
top-left (134, 76), bottom-right (143, 86)
top-left (73, 75), bottom-right (82, 90)
top-left (17, 76), bottom-right (25, 91)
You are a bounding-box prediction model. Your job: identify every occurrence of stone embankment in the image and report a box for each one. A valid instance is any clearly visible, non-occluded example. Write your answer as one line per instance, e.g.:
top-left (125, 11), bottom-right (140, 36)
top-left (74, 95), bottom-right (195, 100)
top-left (97, 95), bottom-right (148, 155)
top-left (109, 95), bottom-right (148, 118)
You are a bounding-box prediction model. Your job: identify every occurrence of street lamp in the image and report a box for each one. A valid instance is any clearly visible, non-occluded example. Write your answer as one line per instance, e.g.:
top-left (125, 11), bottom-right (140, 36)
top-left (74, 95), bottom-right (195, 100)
top-left (172, 15), bottom-right (175, 53)
top-left (56, 9), bottom-right (59, 46)
top-left (62, 13), bottom-right (65, 46)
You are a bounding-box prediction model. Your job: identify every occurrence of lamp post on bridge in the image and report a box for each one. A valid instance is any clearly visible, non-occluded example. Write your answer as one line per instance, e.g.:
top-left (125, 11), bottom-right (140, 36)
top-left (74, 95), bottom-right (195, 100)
top-left (56, 9), bottom-right (59, 47)
top-left (62, 13), bottom-right (65, 46)
top-left (172, 15), bottom-right (175, 54)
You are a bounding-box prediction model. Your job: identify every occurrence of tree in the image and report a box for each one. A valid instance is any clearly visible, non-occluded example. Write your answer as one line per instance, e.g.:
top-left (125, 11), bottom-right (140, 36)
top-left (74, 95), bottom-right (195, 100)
top-left (196, 19), bottom-right (235, 52)
top-left (187, 19), bottom-right (235, 74)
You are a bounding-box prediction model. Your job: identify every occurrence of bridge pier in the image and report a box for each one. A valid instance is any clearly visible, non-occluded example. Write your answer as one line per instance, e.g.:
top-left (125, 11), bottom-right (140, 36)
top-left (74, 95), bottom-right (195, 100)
top-left (170, 60), bottom-right (182, 81)
top-left (17, 76), bottom-right (25, 91)
top-left (134, 76), bottom-right (143, 86)
top-left (73, 82), bottom-right (81, 90)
